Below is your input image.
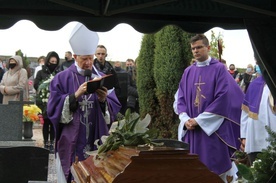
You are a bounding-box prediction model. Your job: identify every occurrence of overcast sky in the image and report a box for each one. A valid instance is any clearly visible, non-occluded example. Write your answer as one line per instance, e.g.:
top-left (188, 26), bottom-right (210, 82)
top-left (0, 20), bottom-right (143, 62)
top-left (0, 20), bottom-right (254, 68)
top-left (205, 28), bottom-right (255, 68)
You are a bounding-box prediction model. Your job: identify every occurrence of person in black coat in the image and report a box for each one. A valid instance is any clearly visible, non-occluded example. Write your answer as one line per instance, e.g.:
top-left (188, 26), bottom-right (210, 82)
top-left (126, 59), bottom-right (139, 113)
top-left (93, 45), bottom-right (120, 91)
top-left (60, 51), bottom-right (75, 71)
top-left (34, 51), bottom-right (60, 153)
top-left (114, 61), bottom-right (128, 115)
top-left (93, 45), bottom-right (121, 107)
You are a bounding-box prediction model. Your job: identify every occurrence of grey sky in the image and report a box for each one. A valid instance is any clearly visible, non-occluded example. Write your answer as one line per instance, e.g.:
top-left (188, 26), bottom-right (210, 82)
top-left (0, 20), bottom-right (254, 68)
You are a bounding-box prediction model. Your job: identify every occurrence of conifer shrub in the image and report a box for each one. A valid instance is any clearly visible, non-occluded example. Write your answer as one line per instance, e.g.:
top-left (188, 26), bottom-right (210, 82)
top-left (137, 25), bottom-right (194, 139)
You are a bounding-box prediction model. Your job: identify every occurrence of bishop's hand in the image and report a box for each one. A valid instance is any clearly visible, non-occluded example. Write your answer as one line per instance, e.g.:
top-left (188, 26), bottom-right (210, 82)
top-left (96, 87), bottom-right (107, 103)
top-left (75, 82), bottom-right (88, 99)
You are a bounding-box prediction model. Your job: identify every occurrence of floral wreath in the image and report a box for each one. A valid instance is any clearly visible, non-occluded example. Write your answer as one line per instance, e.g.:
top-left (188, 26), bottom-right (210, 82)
top-left (36, 74), bottom-right (55, 111)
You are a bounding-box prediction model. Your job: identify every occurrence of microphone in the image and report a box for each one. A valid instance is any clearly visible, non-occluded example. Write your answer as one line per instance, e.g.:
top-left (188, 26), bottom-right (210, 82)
top-left (84, 69), bottom-right (92, 82)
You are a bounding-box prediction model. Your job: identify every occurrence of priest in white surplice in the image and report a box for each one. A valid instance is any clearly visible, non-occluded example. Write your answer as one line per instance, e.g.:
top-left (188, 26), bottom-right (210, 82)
top-left (240, 75), bottom-right (276, 165)
top-left (174, 34), bottom-right (244, 183)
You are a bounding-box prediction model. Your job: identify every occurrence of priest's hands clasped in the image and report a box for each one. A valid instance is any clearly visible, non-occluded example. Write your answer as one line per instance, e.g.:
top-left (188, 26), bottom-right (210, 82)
top-left (185, 118), bottom-right (198, 130)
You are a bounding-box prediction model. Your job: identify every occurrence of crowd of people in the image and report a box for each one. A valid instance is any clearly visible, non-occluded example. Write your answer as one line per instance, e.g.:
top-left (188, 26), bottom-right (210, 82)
top-left (227, 62), bottom-right (260, 93)
top-left (0, 24), bottom-right (275, 183)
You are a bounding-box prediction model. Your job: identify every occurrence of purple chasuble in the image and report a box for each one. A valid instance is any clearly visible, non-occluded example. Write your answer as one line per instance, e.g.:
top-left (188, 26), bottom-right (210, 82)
top-left (177, 58), bottom-right (244, 175)
top-left (47, 64), bottom-right (121, 180)
top-left (242, 76), bottom-right (266, 118)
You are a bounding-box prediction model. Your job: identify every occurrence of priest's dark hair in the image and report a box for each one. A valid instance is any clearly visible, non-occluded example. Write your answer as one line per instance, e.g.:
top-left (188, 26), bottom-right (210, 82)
top-left (190, 34), bottom-right (209, 46)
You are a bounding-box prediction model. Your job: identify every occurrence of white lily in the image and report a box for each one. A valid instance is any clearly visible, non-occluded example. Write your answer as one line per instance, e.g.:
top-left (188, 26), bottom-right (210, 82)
top-left (134, 114), bottom-right (151, 133)
top-left (108, 119), bottom-right (128, 133)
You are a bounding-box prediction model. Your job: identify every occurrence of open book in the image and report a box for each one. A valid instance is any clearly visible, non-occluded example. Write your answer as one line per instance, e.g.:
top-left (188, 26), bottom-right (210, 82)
top-left (86, 74), bottom-right (116, 93)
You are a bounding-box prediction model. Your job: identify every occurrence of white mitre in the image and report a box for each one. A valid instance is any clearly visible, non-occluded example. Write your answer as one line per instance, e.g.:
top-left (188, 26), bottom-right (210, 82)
top-left (69, 23), bottom-right (99, 55)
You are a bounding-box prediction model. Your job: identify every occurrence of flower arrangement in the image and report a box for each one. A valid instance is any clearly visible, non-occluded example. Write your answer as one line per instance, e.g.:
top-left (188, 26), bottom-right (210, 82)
top-left (37, 74), bottom-right (54, 104)
top-left (23, 104), bottom-right (42, 122)
top-left (94, 109), bottom-right (159, 155)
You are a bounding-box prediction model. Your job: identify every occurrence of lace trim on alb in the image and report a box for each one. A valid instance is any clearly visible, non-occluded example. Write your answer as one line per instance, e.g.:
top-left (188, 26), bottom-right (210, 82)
top-left (60, 96), bottom-right (73, 124)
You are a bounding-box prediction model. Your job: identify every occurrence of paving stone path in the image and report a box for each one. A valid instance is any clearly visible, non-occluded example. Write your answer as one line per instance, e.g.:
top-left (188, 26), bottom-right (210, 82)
top-left (33, 124), bottom-right (57, 183)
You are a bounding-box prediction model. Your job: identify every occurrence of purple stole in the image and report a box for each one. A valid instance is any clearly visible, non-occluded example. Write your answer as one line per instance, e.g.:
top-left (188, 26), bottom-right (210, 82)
top-left (242, 76), bottom-right (266, 119)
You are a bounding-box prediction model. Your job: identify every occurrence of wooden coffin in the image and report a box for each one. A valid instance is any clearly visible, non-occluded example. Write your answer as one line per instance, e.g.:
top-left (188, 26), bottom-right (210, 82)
top-left (71, 146), bottom-right (223, 183)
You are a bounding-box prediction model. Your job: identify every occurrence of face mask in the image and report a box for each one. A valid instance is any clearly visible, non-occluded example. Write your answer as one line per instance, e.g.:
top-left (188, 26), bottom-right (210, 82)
top-left (255, 65), bottom-right (262, 75)
top-left (127, 66), bottom-right (133, 71)
top-left (9, 63), bottom-right (16, 69)
top-left (246, 68), bottom-right (252, 72)
top-left (48, 63), bottom-right (57, 72)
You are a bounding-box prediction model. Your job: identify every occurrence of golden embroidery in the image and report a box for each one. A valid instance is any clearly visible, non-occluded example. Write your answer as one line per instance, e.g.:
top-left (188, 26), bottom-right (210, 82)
top-left (241, 104), bottom-right (259, 120)
top-left (226, 175), bottom-right (233, 183)
top-left (268, 91), bottom-right (276, 114)
top-left (194, 76), bottom-right (206, 113)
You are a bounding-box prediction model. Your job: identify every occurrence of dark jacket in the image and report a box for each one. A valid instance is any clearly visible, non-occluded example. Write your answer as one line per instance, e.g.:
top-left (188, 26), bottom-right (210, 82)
top-left (93, 58), bottom-right (121, 91)
top-left (34, 51), bottom-right (60, 90)
top-left (34, 51), bottom-right (60, 117)
top-left (126, 66), bottom-right (139, 113)
top-left (114, 67), bottom-right (126, 73)
top-left (60, 59), bottom-right (75, 71)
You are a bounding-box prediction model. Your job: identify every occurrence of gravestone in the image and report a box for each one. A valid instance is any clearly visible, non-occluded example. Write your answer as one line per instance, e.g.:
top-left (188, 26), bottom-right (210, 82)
top-left (0, 92), bottom-right (50, 183)
top-left (0, 90), bottom-right (33, 141)
top-left (0, 146), bottom-right (49, 182)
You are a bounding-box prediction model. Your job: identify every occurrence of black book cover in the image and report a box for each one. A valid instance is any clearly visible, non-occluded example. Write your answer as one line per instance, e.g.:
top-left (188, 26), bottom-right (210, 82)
top-left (86, 74), bottom-right (115, 93)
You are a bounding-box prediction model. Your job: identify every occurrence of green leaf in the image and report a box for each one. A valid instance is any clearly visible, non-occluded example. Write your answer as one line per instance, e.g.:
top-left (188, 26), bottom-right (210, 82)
top-left (237, 163), bottom-right (254, 181)
top-left (125, 108), bottom-right (131, 121)
top-left (97, 144), bottom-right (107, 154)
top-left (123, 134), bottom-right (144, 146)
top-left (129, 117), bottom-right (140, 132)
top-left (110, 141), bottom-right (123, 151)
top-left (94, 112), bottom-right (159, 154)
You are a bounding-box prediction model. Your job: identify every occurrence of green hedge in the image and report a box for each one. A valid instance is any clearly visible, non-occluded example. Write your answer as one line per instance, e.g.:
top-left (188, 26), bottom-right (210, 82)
top-left (137, 25), bottom-right (194, 139)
